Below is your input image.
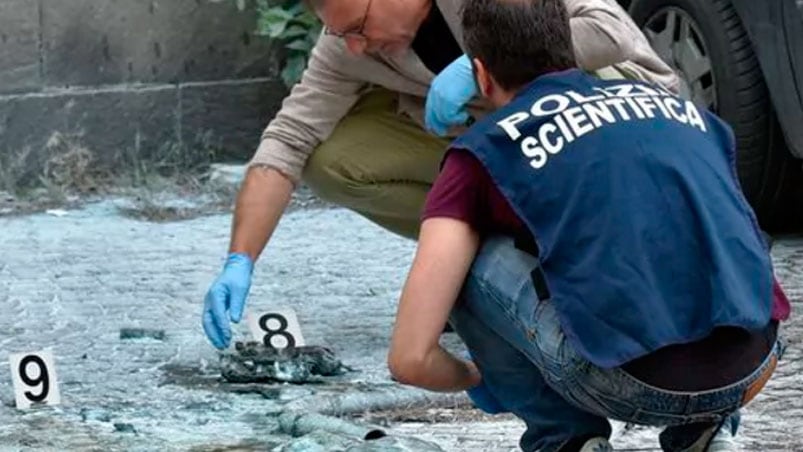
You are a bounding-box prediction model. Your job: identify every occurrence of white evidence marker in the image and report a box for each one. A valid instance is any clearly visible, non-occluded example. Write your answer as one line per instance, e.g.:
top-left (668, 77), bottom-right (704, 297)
top-left (246, 308), bottom-right (306, 350)
top-left (9, 349), bottom-right (61, 409)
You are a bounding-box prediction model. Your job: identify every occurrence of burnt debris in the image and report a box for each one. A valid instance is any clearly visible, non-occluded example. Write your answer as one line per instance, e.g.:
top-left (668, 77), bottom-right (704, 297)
top-left (220, 342), bottom-right (350, 384)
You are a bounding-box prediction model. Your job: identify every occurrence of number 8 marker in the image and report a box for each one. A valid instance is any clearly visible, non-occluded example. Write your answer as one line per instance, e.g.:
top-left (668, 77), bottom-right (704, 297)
top-left (259, 313), bottom-right (296, 348)
top-left (247, 308), bottom-right (305, 350)
top-left (9, 349), bottom-right (61, 409)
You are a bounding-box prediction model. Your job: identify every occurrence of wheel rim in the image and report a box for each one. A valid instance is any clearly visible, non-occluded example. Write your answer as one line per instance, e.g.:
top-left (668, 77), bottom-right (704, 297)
top-left (642, 7), bottom-right (717, 111)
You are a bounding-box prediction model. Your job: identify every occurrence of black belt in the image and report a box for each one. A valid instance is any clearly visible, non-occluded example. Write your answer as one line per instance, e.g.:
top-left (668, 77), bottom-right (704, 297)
top-left (514, 233), bottom-right (551, 302)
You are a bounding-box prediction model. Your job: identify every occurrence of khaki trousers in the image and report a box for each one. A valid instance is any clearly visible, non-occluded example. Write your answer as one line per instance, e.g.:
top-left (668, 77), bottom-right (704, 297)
top-left (302, 68), bottom-right (627, 239)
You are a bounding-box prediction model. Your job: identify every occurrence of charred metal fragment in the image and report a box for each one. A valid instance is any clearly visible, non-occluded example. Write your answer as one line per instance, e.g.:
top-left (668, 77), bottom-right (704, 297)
top-left (220, 342), bottom-right (350, 384)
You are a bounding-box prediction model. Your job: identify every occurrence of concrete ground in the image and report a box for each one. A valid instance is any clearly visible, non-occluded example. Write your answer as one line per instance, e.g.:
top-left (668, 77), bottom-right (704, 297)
top-left (0, 200), bottom-right (801, 451)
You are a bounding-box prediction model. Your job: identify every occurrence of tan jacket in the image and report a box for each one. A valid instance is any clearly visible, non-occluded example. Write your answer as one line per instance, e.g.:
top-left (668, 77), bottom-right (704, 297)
top-left (250, 0), bottom-right (679, 183)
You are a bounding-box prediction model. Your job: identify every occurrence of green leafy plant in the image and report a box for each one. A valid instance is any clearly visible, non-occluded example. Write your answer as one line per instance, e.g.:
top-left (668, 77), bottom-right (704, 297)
top-left (253, 0), bottom-right (322, 87)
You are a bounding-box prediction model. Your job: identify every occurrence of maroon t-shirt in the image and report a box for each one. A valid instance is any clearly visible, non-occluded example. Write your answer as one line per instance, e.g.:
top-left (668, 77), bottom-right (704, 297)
top-left (423, 150), bottom-right (524, 236)
top-left (424, 150), bottom-right (789, 389)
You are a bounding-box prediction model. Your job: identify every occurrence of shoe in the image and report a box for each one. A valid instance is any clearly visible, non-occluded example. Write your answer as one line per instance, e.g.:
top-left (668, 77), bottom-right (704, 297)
top-left (659, 423), bottom-right (736, 452)
top-left (579, 437), bottom-right (613, 452)
top-left (707, 426), bottom-right (737, 451)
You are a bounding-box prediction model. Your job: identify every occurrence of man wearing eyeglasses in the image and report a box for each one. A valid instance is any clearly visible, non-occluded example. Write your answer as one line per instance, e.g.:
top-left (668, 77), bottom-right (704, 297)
top-left (201, 0), bottom-right (679, 350)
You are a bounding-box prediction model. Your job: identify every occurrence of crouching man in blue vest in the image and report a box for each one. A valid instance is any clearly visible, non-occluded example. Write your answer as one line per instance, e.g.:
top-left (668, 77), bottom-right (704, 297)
top-left (387, 0), bottom-right (790, 451)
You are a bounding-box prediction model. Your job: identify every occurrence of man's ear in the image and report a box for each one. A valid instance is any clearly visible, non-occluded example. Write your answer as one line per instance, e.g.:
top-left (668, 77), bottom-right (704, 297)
top-left (472, 58), bottom-right (494, 99)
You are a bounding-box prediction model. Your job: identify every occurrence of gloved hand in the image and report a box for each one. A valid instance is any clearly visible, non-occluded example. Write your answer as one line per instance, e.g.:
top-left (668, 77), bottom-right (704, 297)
top-left (462, 351), bottom-right (508, 414)
top-left (425, 54), bottom-right (477, 136)
top-left (202, 253), bottom-right (254, 349)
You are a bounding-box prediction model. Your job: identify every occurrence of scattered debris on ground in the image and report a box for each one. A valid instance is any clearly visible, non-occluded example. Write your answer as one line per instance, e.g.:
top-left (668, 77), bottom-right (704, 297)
top-left (282, 385), bottom-right (468, 421)
top-left (113, 423), bottom-right (137, 434)
top-left (278, 412), bottom-right (386, 440)
top-left (119, 328), bottom-right (167, 341)
top-left (274, 413), bottom-right (446, 452)
top-left (221, 343), bottom-right (350, 384)
top-left (1, 134), bottom-right (240, 220)
top-left (274, 429), bottom-right (445, 452)
top-left (359, 405), bottom-right (511, 426)
top-left (1, 165), bottom-right (329, 222)
top-left (79, 408), bottom-right (112, 423)
top-left (1, 205), bottom-right (799, 450)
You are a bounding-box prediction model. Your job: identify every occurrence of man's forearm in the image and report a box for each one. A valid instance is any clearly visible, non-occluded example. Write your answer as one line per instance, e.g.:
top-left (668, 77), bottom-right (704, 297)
top-left (228, 166), bottom-right (294, 262)
top-left (418, 347), bottom-right (481, 392)
top-left (391, 345), bottom-right (481, 392)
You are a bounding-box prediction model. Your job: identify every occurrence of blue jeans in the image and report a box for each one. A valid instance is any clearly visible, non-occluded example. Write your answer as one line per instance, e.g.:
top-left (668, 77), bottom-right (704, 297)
top-left (450, 236), bottom-right (781, 452)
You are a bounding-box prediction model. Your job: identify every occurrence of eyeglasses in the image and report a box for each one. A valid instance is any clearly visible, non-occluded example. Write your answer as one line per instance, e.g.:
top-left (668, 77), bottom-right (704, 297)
top-left (323, 0), bottom-right (373, 40)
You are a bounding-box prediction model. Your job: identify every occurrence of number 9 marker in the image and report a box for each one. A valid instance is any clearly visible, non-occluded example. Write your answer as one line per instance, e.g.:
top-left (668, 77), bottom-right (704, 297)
top-left (9, 349), bottom-right (61, 409)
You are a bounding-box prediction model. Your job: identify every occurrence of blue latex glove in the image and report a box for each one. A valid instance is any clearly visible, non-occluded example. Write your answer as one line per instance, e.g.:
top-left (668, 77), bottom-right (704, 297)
top-left (462, 351), bottom-right (508, 414)
top-left (425, 54), bottom-right (477, 136)
top-left (202, 253), bottom-right (254, 349)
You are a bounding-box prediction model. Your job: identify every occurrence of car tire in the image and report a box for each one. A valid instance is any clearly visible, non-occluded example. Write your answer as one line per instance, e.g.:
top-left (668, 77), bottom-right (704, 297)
top-left (629, 0), bottom-right (803, 231)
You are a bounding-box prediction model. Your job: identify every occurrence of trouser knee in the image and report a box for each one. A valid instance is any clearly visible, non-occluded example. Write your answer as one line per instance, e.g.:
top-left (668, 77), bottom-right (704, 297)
top-left (302, 143), bottom-right (364, 208)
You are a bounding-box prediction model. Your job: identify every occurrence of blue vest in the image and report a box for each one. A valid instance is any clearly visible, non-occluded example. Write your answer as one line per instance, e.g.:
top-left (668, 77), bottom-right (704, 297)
top-left (452, 70), bottom-right (773, 368)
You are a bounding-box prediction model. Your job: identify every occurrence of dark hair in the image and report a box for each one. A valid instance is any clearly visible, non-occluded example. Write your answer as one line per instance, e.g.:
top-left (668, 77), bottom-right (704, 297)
top-left (462, 0), bottom-right (576, 91)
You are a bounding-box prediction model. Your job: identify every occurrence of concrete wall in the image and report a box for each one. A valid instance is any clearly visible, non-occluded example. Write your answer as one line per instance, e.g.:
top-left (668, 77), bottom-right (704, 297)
top-left (0, 0), bottom-right (286, 182)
